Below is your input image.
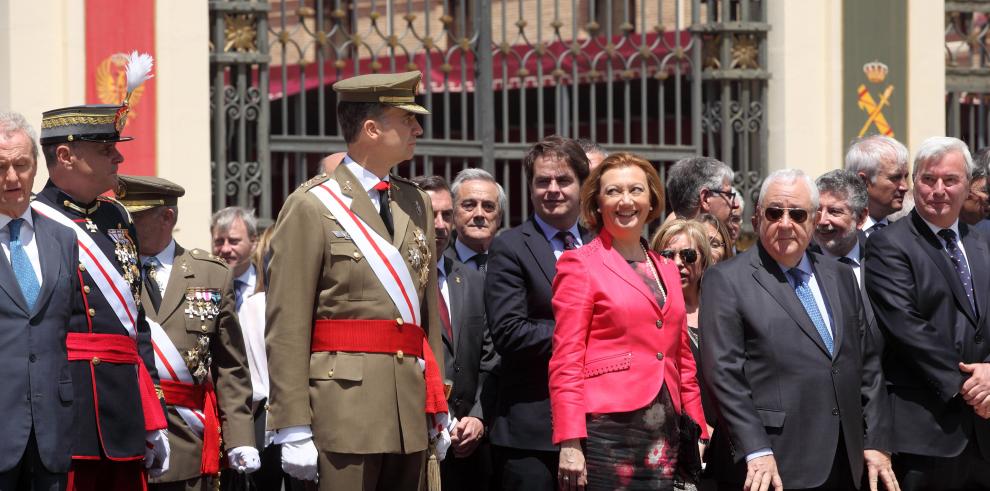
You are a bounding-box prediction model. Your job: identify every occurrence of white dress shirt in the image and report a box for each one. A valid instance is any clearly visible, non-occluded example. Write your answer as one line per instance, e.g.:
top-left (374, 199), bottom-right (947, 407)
top-left (821, 241), bottom-right (862, 285)
top-left (0, 208), bottom-right (42, 285)
top-left (140, 240), bottom-right (177, 293)
top-left (920, 217), bottom-right (970, 266)
top-left (238, 290), bottom-right (271, 406)
top-left (343, 156), bottom-right (389, 213)
top-left (862, 216), bottom-right (889, 237)
top-left (454, 238), bottom-right (485, 270)
top-left (533, 214), bottom-right (583, 259)
top-left (234, 264), bottom-right (257, 303)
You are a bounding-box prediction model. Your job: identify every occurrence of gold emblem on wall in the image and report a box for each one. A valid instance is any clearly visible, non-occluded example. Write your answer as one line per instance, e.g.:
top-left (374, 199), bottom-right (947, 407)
top-left (95, 53), bottom-right (146, 123)
top-left (856, 61), bottom-right (894, 138)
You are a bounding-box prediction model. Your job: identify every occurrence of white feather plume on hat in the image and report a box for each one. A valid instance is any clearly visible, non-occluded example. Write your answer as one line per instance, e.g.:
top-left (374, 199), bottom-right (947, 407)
top-left (124, 51), bottom-right (154, 105)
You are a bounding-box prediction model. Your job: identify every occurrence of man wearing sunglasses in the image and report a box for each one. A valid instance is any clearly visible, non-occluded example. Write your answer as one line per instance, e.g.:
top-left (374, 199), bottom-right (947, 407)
top-left (667, 156), bottom-right (739, 225)
top-left (845, 136), bottom-right (910, 237)
top-left (865, 137), bottom-right (990, 490)
top-left (700, 169), bottom-right (895, 491)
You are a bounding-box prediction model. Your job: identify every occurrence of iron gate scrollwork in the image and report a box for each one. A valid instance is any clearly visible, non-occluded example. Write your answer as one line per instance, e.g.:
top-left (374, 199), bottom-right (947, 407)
top-left (945, 1), bottom-right (990, 154)
top-left (208, 0), bottom-right (769, 226)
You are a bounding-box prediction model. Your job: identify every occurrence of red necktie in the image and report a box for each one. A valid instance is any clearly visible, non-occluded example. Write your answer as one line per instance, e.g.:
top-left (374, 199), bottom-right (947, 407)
top-left (437, 283), bottom-right (453, 343)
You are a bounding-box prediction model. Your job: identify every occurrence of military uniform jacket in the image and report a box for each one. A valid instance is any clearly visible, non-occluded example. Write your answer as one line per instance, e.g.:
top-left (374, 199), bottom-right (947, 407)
top-left (266, 164), bottom-right (443, 455)
top-left (35, 181), bottom-right (164, 460)
top-left (145, 243), bottom-right (255, 483)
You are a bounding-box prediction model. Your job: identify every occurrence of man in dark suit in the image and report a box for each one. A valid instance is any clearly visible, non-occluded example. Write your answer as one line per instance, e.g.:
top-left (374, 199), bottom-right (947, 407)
top-left (445, 168), bottom-right (505, 273)
top-left (844, 136), bottom-right (910, 237)
top-left (485, 136), bottom-right (590, 490)
top-left (413, 175), bottom-right (499, 491)
top-left (0, 112), bottom-right (79, 490)
top-left (865, 136), bottom-right (990, 490)
top-left (700, 169), bottom-right (895, 491)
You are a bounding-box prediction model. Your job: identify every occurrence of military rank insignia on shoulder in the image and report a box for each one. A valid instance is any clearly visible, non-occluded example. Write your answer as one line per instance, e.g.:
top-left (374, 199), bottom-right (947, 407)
top-left (190, 248), bottom-right (228, 267)
top-left (99, 196), bottom-right (135, 224)
top-left (299, 173), bottom-right (331, 191)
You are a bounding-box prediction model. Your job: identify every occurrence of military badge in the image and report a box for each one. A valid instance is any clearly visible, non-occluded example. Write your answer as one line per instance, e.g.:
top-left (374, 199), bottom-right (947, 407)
top-left (184, 334), bottom-right (212, 384)
top-left (108, 228), bottom-right (141, 302)
top-left (184, 287), bottom-right (222, 321)
top-left (408, 227), bottom-right (431, 289)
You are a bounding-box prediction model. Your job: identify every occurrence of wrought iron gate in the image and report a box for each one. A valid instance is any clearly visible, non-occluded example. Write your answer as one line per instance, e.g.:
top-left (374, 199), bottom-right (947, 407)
top-left (946, 1), bottom-right (990, 154)
top-left (209, 0), bottom-right (769, 225)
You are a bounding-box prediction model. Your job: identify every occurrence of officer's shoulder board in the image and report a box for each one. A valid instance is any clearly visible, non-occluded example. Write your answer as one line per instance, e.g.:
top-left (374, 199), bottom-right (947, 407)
top-left (98, 196), bottom-right (134, 224)
top-left (188, 248), bottom-right (229, 269)
top-left (298, 172), bottom-right (332, 192)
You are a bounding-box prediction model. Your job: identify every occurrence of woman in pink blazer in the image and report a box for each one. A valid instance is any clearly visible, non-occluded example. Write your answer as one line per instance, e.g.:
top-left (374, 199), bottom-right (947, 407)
top-left (550, 153), bottom-right (708, 490)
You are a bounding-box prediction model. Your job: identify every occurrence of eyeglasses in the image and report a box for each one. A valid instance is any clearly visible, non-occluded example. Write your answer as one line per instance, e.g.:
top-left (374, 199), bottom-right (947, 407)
top-left (707, 188), bottom-right (737, 202)
top-left (763, 207), bottom-right (810, 224)
top-left (659, 248), bottom-right (699, 264)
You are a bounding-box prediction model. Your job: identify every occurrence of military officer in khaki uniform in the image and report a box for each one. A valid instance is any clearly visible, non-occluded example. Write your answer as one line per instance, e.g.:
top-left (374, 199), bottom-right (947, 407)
top-left (117, 175), bottom-right (258, 491)
top-left (266, 71), bottom-right (449, 490)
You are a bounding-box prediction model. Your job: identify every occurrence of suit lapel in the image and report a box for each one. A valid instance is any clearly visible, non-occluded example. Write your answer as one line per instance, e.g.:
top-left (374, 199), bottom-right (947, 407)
top-left (389, 180), bottom-right (411, 250)
top-left (522, 219), bottom-right (558, 284)
top-left (157, 244), bottom-right (195, 323)
top-left (599, 232), bottom-right (661, 314)
top-left (751, 246), bottom-right (832, 358)
top-left (911, 213), bottom-right (978, 324)
top-left (31, 211), bottom-right (61, 317)
top-left (962, 224), bottom-right (990, 327)
top-left (446, 259), bottom-right (465, 356)
top-left (334, 164), bottom-right (391, 241)
top-left (811, 254), bottom-right (843, 358)
top-left (0, 237), bottom-right (28, 313)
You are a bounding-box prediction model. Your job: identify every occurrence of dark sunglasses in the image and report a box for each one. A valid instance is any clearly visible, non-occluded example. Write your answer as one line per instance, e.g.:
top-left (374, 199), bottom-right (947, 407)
top-left (763, 207), bottom-right (809, 224)
top-left (659, 248), bottom-right (699, 264)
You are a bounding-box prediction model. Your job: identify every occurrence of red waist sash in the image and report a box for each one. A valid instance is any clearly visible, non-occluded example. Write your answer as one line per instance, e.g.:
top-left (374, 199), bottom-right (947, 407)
top-left (312, 319), bottom-right (448, 414)
top-left (161, 380), bottom-right (221, 474)
top-left (65, 332), bottom-right (168, 432)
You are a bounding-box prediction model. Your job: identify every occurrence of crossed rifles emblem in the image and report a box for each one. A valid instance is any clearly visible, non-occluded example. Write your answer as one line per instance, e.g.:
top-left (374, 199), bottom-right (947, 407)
top-left (857, 60), bottom-right (894, 138)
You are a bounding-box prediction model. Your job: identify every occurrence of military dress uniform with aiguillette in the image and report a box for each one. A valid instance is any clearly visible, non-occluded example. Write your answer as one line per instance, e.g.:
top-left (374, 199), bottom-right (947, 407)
top-left (34, 104), bottom-right (168, 489)
top-left (266, 159), bottom-right (445, 489)
top-left (116, 176), bottom-right (255, 490)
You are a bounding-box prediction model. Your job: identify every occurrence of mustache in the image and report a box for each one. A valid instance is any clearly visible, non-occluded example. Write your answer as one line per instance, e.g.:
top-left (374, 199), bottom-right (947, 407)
top-left (815, 224), bottom-right (836, 234)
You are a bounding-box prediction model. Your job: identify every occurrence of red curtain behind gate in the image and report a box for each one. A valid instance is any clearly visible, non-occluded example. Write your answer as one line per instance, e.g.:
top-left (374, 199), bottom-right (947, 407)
top-left (85, 0), bottom-right (157, 176)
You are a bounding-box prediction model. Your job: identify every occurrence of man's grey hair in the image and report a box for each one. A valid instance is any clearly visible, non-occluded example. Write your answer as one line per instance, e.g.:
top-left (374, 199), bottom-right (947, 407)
top-left (450, 168), bottom-right (507, 216)
top-left (815, 169), bottom-right (868, 217)
top-left (666, 156), bottom-right (734, 217)
top-left (210, 206), bottom-right (258, 239)
top-left (0, 112), bottom-right (39, 161)
top-left (913, 136), bottom-right (975, 180)
top-left (759, 169), bottom-right (819, 211)
top-left (575, 138), bottom-right (608, 157)
top-left (844, 135), bottom-right (909, 183)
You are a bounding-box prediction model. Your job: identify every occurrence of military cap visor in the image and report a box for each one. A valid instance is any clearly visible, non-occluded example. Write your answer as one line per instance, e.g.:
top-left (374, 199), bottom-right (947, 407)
top-left (116, 174), bottom-right (186, 213)
top-left (39, 104), bottom-right (134, 145)
top-left (333, 71), bottom-right (431, 115)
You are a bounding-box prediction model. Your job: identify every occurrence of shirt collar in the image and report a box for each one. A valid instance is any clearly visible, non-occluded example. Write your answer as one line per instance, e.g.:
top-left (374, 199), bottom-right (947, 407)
top-left (777, 253), bottom-right (813, 278)
top-left (343, 155), bottom-right (389, 193)
top-left (820, 239), bottom-right (861, 265)
top-left (236, 263), bottom-right (257, 289)
top-left (437, 255), bottom-right (447, 276)
top-left (532, 213), bottom-right (581, 245)
top-left (919, 215), bottom-right (961, 241)
top-left (141, 239), bottom-right (176, 266)
top-left (863, 215), bottom-right (889, 231)
top-left (0, 206), bottom-right (34, 232)
top-left (454, 238), bottom-right (481, 263)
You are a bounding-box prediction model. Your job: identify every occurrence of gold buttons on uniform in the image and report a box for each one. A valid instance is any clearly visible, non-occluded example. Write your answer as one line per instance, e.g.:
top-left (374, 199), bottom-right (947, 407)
top-left (83, 285), bottom-right (91, 294)
top-left (92, 357), bottom-right (101, 365)
top-left (328, 369), bottom-right (334, 378)
top-left (201, 325), bottom-right (208, 332)
top-left (78, 264), bottom-right (86, 272)
top-left (352, 251), bottom-right (361, 259)
top-left (396, 350), bottom-right (404, 359)
top-left (396, 318), bottom-right (404, 326)
top-left (88, 308), bottom-right (96, 317)
top-left (656, 352), bottom-right (664, 360)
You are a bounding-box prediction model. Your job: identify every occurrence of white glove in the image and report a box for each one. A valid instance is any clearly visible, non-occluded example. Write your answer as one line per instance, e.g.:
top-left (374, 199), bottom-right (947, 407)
top-left (281, 437), bottom-right (319, 482)
top-left (417, 357), bottom-right (426, 372)
top-left (144, 429), bottom-right (170, 478)
top-left (428, 413), bottom-right (457, 461)
top-left (228, 446), bottom-right (261, 473)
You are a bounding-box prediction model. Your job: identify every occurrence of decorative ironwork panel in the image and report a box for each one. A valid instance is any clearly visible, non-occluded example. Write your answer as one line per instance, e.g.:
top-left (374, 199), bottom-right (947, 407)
top-left (946, 2), bottom-right (990, 153)
top-left (209, 0), bottom-right (272, 221)
top-left (210, 0), bottom-right (770, 226)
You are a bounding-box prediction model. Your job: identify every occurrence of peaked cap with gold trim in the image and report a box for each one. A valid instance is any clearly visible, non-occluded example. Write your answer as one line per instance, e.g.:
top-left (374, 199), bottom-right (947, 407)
top-left (40, 104), bottom-right (133, 145)
top-left (116, 174), bottom-right (186, 213)
top-left (333, 70), bottom-right (430, 115)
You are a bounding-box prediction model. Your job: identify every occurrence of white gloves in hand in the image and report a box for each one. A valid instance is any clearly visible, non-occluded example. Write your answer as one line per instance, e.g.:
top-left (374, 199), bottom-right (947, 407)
top-left (228, 446), bottom-right (262, 473)
top-left (144, 429), bottom-right (171, 478)
top-left (281, 438), bottom-right (319, 482)
top-left (428, 413), bottom-right (457, 461)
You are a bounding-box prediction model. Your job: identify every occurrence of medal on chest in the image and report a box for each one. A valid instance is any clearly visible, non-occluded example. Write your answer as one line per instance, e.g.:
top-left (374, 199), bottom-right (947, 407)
top-left (184, 334), bottom-right (212, 384)
top-left (184, 287), bottom-right (222, 321)
top-left (408, 226), bottom-right (432, 289)
top-left (107, 228), bottom-right (142, 303)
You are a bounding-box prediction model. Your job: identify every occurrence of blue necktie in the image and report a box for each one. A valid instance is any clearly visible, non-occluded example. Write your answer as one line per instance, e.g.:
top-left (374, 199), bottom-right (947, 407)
top-left (234, 279), bottom-right (246, 310)
top-left (938, 229), bottom-right (976, 314)
top-left (787, 268), bottom-right (833, 355)
top-left (8, 219), bottom-right (39, 310)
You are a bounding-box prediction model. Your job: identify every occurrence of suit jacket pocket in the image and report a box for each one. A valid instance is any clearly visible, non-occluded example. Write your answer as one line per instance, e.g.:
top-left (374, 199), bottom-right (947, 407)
top-left (583, 352), bottom-right (632, 378)
top-left (756, 408), bottom-right (785, 428)
top-left (310, 352), bottom-right (364, 382)
top-left (328, 239), bottom-right (370, 300)
top-left (58, 380), bottom-right (74, 404)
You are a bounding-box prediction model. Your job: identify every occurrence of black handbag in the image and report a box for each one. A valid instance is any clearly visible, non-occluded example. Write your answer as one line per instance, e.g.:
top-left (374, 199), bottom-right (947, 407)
top-left (677, 412), bottom-right (703, 482)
